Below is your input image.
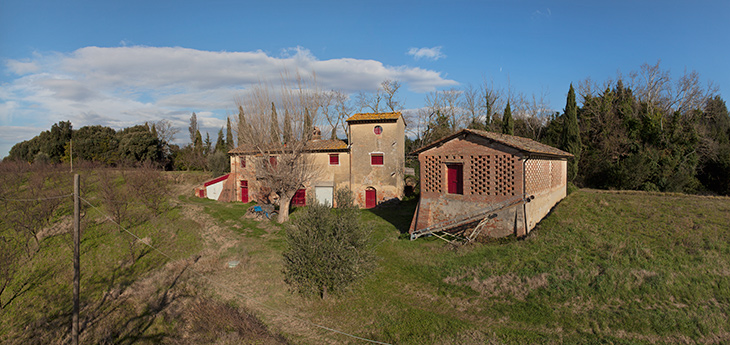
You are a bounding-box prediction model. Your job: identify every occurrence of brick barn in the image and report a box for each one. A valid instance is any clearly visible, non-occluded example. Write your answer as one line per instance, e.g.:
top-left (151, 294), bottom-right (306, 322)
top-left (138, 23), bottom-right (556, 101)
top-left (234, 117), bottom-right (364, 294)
top-left (409, 129), bottom-right (572, 240)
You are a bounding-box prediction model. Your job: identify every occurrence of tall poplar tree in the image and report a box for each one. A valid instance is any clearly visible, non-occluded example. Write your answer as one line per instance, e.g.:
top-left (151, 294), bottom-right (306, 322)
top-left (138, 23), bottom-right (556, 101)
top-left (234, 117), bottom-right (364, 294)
top-left (561, 84), bottom-right (582, 182)
top-left (502, 101), bottom-right (514, 135)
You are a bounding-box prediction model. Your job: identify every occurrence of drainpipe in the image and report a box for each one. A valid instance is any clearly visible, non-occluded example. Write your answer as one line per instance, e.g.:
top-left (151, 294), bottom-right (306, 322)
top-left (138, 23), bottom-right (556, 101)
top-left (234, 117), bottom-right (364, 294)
top-left (522, 155), bottom-right (530, 237)
top-left (348, 123), bottom-right (353, 193)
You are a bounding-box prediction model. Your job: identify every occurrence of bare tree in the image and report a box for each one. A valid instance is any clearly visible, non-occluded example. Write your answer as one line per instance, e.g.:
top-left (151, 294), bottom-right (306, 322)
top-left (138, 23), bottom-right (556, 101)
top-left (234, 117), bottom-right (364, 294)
top-left (356, 89), bottom-right (382, 113)
top-left (154, 119), bottom-right (178, 145)
top-left (522, 91), bottom-right (553, 140)
top-left (320, 90), bottom-right (351, 140)
top-left (481, 77), bottom-right (505, 128)
top-left (235, 72), bottom-right (323, 222)
top-left (461, 84), bottom-right (482, 128)
top-left (381, 79), bottom-right (403, 112)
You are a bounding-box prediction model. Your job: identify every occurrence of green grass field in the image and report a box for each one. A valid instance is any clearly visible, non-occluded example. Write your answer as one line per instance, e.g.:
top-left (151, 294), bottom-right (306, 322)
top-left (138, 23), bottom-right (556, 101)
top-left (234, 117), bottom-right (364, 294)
top-left (2, 170), bottom-right (729, 344)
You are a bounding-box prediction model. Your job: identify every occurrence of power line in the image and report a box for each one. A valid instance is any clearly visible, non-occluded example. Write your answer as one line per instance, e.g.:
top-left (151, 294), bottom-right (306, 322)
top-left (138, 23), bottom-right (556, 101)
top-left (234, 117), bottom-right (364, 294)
top-left (78, 196), bottom-right (391, 345)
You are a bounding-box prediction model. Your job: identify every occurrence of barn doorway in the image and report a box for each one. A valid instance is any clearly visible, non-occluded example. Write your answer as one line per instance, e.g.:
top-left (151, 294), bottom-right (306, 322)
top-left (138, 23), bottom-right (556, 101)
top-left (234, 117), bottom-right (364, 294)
top-left (365, 187), bottom-right (377, 208)
top-left (447, 163), bottom-right (463, 194)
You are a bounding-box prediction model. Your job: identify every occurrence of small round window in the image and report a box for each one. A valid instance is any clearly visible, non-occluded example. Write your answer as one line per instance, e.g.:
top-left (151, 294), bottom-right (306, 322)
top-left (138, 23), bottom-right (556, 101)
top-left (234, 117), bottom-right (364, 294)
top-left (374, 125), bottom-right (383, 135)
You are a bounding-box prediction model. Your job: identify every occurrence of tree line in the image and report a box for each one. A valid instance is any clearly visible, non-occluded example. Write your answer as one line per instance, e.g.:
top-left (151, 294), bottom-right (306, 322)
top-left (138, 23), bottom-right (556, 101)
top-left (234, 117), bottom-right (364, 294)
top-left (5, 117), bottom-right (237, 175)
top-left (408, 61), bottom-right (729, 196)
top-left (5, 61), bottom-right (729, 195)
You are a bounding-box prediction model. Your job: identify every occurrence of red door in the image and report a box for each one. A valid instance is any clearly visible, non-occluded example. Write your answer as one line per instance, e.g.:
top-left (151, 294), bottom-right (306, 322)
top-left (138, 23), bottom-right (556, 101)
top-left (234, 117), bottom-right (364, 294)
top-left (447, 164), bottom-right (463, 194)
top-left (292, 189), bottom-right (306, 206)
top-left (365, 188), bottom-right (376, 208)
top-left (240, 181), bottom-right (248, 203)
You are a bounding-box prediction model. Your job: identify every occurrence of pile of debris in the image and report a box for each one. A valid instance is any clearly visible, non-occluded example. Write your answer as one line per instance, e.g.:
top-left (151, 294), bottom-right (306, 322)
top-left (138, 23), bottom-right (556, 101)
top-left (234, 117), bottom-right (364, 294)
top-left (244, 204), bottom-right (277, 221)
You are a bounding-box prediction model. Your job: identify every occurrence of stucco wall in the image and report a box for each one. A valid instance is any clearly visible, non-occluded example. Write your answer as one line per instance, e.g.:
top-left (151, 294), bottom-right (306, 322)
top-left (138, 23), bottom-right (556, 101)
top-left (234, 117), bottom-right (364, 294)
top-left (349, 118), bottom-right (405, 207)
top-left (524, 159), bottom-right (567, 232)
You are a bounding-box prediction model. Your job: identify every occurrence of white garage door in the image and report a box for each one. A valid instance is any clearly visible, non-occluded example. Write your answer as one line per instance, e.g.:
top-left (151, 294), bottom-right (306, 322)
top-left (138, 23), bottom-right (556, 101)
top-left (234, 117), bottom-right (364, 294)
top-left (315, 186), bottom-right (334, 207)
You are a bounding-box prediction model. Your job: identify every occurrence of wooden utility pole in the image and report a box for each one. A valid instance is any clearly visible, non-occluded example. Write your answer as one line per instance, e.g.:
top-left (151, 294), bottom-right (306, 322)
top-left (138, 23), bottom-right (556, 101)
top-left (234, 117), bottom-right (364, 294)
top-left (72, 174), bottom-right (80, 345)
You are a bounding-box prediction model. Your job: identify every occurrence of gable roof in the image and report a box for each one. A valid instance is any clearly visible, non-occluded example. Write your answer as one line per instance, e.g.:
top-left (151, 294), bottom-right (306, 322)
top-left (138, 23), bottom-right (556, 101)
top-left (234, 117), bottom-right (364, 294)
top-left (411, 129), bottom-right (573, 158)
top-left (228, 139), bottom-right (348, 155)
top-left (346, 112), bottom-right (402, 123)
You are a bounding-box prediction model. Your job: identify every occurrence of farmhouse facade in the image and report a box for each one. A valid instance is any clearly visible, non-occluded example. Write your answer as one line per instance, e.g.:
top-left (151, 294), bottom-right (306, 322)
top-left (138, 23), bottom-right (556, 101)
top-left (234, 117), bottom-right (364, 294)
top-left (409, 129), bottom-right (572, 239)
top-left (198, 112), bottom-right (405, 209)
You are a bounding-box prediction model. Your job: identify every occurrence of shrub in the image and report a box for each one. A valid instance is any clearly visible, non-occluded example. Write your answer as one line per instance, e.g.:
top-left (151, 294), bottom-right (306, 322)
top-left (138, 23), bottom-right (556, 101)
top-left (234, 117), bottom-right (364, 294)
top-left (282, 187), bottom-right (374, 298)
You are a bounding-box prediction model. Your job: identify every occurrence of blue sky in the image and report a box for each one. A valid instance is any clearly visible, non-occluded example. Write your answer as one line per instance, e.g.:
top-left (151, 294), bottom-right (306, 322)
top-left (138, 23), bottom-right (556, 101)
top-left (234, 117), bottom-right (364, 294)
top-left (1, 0), bottom-right (728, 157)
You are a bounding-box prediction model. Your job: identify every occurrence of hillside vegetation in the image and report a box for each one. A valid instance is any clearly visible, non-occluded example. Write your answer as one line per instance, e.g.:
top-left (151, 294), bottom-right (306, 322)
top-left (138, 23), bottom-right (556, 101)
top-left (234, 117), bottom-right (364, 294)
top-left (1, 167), bottom-right (729, 344)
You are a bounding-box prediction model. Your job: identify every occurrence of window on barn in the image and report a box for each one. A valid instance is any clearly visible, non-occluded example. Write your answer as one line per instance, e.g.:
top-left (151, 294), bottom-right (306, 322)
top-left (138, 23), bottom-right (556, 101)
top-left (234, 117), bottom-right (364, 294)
top-left (240, 158), bottom-right (246, 168)
top-left (447, 163), bottom-right (463, 195)
top-left (373, 125), bottom-right (383, 135)
top-left (329, 154), bottom-right (339, 165)
top-left (269, 156), bottom-right (277, 169)
top-left (371, 153), bottom-right (384, 166)
top-left (292, 188), bottom-right (306, 206)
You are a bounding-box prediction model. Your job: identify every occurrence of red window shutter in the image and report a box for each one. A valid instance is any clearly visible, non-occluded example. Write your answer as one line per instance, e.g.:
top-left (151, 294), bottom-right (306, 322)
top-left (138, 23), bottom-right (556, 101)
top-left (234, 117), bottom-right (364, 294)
top-left (371, 154), bottom-right (383, 165)
top-left (269, 156), bottom-right (277, 168)
top-left (447, 164), bottom-right (463, 194)
top-left (241, 158), bottom-right (246, 168)
top-left (329, 154), bottom-right (339, 165)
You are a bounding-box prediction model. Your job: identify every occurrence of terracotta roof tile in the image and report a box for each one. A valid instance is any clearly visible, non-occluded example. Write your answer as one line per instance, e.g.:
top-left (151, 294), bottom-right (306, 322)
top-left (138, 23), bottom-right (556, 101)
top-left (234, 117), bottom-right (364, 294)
top-left (411, 129), bottom-right (572, 158)
top-left (228, 139), bottom-right (348, 155)
top-left (346, 112), bottom-right (402, 122)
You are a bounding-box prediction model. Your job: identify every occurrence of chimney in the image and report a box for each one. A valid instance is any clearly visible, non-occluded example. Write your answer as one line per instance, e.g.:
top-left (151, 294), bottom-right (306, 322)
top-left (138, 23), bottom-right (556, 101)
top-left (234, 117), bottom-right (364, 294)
top-left (311, 127), bottom-right (322, 141)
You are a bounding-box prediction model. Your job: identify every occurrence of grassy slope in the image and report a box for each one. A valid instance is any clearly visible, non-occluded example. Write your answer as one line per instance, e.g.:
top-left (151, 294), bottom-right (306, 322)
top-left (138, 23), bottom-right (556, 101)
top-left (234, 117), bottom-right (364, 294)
top-left (195, 189), bottom-right (730, 344)
top-left (3, 170), bottom-right (729, 344)
top-left (0, 170), bottom-right (288, 345)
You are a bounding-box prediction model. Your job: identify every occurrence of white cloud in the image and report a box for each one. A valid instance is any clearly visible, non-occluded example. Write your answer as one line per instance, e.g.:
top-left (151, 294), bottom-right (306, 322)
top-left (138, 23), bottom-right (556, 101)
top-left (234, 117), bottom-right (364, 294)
top-left (6, 60), bottom-right (40, 75)
top-left (0, 45), bottom-right (457, 153)
top-left (407, 46), bottom-right (446, 61)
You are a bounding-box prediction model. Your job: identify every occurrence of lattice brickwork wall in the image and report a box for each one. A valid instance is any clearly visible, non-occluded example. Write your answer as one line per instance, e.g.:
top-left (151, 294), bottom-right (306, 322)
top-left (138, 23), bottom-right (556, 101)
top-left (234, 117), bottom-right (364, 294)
top-left (423, 155), bottom-right (442, 193)
top-left (526, 159), bottom-right (552, 195)
top-left (494, 154), bottom-right (517, 196)
top-left (551, 160), bottom-right (564, 188)
top-left (469, 155), bottom-right (491, 195)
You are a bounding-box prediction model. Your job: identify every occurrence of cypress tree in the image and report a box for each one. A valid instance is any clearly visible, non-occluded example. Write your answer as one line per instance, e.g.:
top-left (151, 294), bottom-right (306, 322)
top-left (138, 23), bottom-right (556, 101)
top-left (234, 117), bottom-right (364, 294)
top-left (502, 101), bottom-right (514, 135)
top-left (215, 128), bottom-right (225, 153)
top-left (226, 117), bottom-right (233, 150)
top-left (304, 108), bottom-right (313, 140)
top-left (561, 84), bottom-right (582, 182)
top-left (283, 109), bottom-right (293, 144)
top-left (194, 130), bottom-right (203, 152)
top-left (270, 102), bottom-right (280, 144)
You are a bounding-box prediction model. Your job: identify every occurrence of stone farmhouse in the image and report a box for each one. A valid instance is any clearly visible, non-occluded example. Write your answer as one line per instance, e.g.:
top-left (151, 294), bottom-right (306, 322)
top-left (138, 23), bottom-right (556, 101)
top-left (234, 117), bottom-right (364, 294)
top-left (198, 112), bottom-right (406, 208)
top-left (409, 129), bottom-right (572, 240)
